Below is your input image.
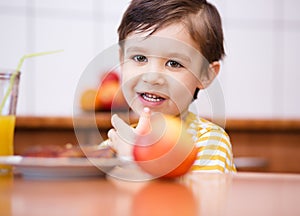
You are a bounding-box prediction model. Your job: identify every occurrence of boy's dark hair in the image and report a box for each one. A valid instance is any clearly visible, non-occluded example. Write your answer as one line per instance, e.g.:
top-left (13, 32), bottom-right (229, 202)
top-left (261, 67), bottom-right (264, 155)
top-left (118, 0), bottom-right (225, 63)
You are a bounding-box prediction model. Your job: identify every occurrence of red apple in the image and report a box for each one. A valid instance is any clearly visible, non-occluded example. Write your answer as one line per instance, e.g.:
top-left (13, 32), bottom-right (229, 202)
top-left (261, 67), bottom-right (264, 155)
top-left (101, 71), bottom-right (119, 84)
top-left (133, 114), bottom-right (197, 178)
top-left (96, 81), bottom-right (128, 111)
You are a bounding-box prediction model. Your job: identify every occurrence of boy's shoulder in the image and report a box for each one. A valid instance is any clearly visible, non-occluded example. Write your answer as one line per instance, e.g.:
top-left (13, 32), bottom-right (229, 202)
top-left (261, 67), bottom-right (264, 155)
top-left (184, 111), bottom-right (227, 135)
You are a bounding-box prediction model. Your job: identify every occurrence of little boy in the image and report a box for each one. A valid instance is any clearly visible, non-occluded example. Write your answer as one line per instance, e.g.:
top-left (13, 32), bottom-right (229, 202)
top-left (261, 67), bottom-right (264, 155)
top-left (106, 0), bottom-right (236, 174)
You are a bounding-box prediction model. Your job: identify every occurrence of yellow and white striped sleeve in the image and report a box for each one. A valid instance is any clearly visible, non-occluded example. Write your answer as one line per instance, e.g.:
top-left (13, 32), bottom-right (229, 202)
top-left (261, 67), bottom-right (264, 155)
top-left (191, 129), bottom-right (236, 173)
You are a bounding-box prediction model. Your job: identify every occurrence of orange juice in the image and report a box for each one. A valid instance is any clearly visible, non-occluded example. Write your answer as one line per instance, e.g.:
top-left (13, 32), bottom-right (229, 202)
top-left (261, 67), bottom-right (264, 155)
top-left (0, 115), bottom-right (15, 171)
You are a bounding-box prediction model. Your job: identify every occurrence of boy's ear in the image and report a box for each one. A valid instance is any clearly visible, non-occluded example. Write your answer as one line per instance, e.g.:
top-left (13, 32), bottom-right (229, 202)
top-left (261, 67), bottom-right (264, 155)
top-left (198, 61), bottom-right (220, 89)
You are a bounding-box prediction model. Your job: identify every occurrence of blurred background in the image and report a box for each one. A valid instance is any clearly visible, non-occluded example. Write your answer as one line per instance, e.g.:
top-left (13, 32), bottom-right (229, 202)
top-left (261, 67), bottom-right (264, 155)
top-left (0, 0), bottom-right (299, 118)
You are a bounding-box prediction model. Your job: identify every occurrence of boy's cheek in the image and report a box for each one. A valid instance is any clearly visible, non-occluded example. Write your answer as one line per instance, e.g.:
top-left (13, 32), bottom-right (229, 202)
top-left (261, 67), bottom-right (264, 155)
top-left (120, 83), bottom-right (137, 109)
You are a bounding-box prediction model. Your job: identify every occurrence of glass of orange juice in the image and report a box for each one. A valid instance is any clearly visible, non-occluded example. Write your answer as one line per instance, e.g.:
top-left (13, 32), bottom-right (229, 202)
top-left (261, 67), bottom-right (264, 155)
top-left (0, 70), bottom-right (20, 174)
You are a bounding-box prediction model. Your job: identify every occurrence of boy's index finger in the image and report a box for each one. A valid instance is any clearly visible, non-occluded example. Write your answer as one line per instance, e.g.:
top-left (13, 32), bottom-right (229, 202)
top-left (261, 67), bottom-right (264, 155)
top-left (135, 107), bottom-right (152, 135)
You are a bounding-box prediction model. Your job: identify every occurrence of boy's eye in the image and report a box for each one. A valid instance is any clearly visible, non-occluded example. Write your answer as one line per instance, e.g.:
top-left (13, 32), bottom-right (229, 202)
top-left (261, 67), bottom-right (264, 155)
top-left (133, 55), bottom-right (147, 62)
top-left (166, 60), bottom-right (183, 68)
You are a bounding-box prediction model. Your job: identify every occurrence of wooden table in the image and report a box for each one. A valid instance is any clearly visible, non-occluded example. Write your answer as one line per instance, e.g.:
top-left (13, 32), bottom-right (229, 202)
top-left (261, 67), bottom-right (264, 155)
top-left (1, 171), bottom-right (300, 216)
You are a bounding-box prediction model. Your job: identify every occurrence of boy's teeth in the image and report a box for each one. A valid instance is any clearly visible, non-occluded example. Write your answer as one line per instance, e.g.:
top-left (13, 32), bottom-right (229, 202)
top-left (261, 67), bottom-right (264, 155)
top-left (142, 93), bottom-right (164, 102)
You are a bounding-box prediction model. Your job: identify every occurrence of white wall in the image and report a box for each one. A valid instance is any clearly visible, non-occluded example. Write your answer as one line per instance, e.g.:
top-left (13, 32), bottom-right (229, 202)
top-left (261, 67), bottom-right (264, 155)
top-left (0, 0), bottom-right (299, 118)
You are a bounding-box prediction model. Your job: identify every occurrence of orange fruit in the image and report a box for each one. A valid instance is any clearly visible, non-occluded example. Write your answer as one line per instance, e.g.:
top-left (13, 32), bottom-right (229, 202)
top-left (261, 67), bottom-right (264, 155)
top-left (80, 88), bottom-right (100, 111)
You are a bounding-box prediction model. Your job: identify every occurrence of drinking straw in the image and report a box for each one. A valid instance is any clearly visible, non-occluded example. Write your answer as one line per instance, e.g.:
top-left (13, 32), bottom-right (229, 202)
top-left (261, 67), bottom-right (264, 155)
top-left (0, 50), bottom-right (63, 114)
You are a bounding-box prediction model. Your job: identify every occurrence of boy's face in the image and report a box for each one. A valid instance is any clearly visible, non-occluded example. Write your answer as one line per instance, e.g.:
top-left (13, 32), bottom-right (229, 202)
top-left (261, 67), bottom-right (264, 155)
top-left (120, 23), bottom-right (206, 116)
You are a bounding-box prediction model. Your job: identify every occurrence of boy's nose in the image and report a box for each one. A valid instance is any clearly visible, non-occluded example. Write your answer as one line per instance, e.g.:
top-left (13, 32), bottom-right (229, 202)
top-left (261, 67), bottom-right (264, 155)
top-left (141, 71), bottom-right (165, 85)
top-left (141, 59), bottom-right (166, 85)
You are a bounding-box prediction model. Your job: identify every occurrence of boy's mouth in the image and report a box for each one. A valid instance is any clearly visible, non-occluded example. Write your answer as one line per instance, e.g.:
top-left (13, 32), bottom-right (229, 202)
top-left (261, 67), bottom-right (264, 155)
top-left (140, 92), bottom-right (165, 102)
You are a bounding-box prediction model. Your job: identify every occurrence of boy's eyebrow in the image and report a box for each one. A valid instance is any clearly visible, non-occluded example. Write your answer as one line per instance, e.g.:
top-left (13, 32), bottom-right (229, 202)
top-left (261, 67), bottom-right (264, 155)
top-left (167, 52), bottom-right (191, 63)
top-left (126, 46), bottom-right (192, 63)
top-left (125, 46), bottom-right (147, 54)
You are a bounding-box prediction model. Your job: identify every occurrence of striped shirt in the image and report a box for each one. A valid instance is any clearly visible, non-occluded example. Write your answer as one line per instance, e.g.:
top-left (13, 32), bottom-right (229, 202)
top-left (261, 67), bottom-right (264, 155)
top-left (184, 112), bottom-right (236, 173)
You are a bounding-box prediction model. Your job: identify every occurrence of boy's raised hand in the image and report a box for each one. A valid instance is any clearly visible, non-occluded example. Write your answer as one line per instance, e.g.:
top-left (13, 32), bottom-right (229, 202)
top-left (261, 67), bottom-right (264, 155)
top-left (107, 107), bottom-right (151, 159)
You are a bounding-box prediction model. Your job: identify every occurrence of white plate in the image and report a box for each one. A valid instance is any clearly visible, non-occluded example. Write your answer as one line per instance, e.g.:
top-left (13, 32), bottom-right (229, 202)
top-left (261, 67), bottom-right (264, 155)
top-left (0, 156), bottom-right (120, 179)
